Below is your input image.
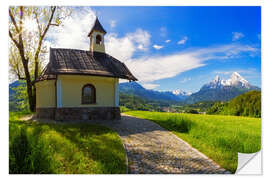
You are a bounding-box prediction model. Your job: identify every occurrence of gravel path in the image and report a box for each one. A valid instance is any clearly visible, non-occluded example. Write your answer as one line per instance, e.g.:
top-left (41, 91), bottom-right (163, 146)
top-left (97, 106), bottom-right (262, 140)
top-left (86, 114), bottom-right (229, 174)
top-left (29, 114), bottom-right (230, 174)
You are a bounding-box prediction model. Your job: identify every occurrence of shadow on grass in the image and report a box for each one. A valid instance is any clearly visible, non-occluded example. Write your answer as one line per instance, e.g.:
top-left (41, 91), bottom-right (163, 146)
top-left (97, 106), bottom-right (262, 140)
top-left (9, 121), bottom-right (126, 174)
top-left (47, 123), bottom-right (126, 174)
top-left (9, 124), bottom-right (55, 174)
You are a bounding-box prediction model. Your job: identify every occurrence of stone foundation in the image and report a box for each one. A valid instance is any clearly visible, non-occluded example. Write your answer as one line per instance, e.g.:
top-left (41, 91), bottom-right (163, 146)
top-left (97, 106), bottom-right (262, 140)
top-left (36, 107), bottom-right (55, 119)
top-left (36, 107), bottom-right (120, 121)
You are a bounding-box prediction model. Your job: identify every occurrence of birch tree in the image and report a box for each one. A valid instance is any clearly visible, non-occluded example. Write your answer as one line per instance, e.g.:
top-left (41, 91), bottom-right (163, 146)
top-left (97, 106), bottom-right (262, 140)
top-left (9, 6), bottom-right (72, 112)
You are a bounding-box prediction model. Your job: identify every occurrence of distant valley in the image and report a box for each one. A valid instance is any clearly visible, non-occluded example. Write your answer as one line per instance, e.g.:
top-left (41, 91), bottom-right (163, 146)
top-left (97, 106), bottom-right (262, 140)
top-left (9, 72), bottom-right (260, 113)
top-left (119, 72), bottom-right (260, 104)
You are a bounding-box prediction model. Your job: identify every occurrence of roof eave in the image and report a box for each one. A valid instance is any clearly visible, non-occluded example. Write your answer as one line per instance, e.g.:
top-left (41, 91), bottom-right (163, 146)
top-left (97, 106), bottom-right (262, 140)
top-left (51, 72), bottom-right (137, 81)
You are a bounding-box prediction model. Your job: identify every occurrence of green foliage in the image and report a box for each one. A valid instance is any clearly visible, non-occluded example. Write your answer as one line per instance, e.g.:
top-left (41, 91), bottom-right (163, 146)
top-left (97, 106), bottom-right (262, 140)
top-left (185, 86), bottom-right (259, 104)
top-left (185, 109), bottom-right (199, 114)
top-left (119, 92), bottom-right (168, 112)
top-left (167, 116), bottom-right (194, 133)
top-left (120, 106), bottom-right (131, 113)
top-left (9, 113), bottom-right (126, 174)
top-left (206, 101), bottom-right (227, 114)
top-left (9, 81), bottom-right (30, 112)
top-left (207, 91), bottom-right (261, 117)
top-left (126, 111), bottom-right (261, 173)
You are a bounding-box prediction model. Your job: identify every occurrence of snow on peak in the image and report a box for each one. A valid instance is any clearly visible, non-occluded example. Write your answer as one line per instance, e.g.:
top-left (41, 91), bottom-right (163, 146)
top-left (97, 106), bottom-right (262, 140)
top-left (205, 72), bottom-right (251, 89)
top-left (232, 72), bottom-right (241, 77)
top-left (226, 72), bottom-right (249, 86)
top-left (172, 89), bottom-right (192, 96)
top-left (213, 75), bottom-right (221, 82)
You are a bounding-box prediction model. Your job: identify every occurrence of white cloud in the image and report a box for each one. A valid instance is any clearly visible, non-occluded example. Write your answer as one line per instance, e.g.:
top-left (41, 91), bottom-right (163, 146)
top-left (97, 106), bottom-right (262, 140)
top-left (47, 7), bottom-right (151, 62)
top-left (105, 33), bottom-right (136, 61)
top-left (165, 40), bottom-right (171, 43)
top-left (124, 44), bottom-right (259, 83)
top-left (177, 36), bottom-right (188, 45)
top-left (232, 32), bottom-right (244, 41)
top-left (137, 44), bottom-right (144, 50)
top-left (213, 68), bottom-right (259, 76)
top-left (45, 9), bottom-right (259, 86)
top-left (126, 53), bottom-right (205, 83)
top-left (128, 29), bottom-right (151, 50)
top-left (153, 44), bottom-right (163, 50)
top-left (188, 44), bottom-right (258, 60)
top-left (109, 20), bottom-right (116, 28)
top-left (141, 83), bottom-right (160, 89)
top-left (47, 7), bottom-right (96, 50)
top-left (105, 29), bottom-right (151, 61)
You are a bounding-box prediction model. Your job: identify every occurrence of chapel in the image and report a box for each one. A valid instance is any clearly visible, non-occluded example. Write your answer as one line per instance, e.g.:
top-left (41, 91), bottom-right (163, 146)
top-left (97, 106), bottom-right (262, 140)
top-left (35, 17), bottom-right (137, 121)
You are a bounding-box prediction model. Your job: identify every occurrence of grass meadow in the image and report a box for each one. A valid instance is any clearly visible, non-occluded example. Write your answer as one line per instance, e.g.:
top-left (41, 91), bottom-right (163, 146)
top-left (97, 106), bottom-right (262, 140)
top-left (9, 112), bottom-right (126, 174)
top-left (125, 111), bottom-right (261, 173)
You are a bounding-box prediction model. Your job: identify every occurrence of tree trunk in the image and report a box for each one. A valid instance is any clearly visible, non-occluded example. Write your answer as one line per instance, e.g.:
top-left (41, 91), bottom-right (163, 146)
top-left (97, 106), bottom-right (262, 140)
top-left (32, 86), bottom-right (36, 112)
top-left (26, 81), bottom-right (35, 112)
top-left (9, 6), bottom-right (59, 113)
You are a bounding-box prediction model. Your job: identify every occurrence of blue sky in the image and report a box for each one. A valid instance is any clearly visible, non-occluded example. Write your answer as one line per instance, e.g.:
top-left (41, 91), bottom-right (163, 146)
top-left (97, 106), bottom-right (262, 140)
top-left (48, 6), bottom-right (261, 93)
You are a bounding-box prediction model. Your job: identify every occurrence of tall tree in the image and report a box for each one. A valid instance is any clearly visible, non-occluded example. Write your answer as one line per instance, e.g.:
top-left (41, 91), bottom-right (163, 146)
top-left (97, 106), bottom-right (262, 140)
top-left (9, 6), bottom-right (72, 112)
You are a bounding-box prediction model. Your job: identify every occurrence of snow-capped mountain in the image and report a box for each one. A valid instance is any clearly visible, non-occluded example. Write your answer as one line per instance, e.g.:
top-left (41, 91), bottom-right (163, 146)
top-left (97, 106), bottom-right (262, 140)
top-left (202, 72), bottom-right (254, 90)
top-left (185, 72), bottom-right (260, 104)
top-left (224, 72), bottom-right (251, 88)
top-left (119, 72), bottom-right (260, 104)
top-left (172, 89), bottom-right (192, 96)
top-left (119, 81), bottom-right (187, 102)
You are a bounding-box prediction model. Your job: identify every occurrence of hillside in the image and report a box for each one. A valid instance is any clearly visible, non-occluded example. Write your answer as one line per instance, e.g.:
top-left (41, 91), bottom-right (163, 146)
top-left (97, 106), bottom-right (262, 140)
top-left (119, 82), bottom-right (190, 102)
top-left (120, 93), bottom-right (164, 112)
top-left (9, 72), bottom-right (261, 113)
top-left (9, 80), bottom-right (28, 111)
top-left (207, 90), bottom-right (261, 117)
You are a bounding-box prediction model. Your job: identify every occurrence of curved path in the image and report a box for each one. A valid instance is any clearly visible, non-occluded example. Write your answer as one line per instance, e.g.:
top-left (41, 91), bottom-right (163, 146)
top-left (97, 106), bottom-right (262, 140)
top-left (89, 114), bottom-right (230, 174)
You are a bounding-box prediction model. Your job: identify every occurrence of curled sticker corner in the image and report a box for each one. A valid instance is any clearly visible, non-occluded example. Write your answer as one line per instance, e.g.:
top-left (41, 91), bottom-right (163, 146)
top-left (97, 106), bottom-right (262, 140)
top-left (235, 151), bottom-right (262, 174)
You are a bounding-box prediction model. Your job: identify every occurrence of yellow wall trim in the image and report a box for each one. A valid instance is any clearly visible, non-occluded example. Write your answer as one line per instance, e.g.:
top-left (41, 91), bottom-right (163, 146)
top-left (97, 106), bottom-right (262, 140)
top-left (36, 80), bottom-right (56, 108)
top-left (58, 75), bottom-right (118, 107)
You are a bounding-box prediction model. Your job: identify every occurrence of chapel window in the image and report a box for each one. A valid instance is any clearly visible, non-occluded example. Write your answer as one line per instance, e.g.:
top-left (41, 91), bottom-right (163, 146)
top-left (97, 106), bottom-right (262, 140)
top-left (82, 84), bottom-right (96, 104)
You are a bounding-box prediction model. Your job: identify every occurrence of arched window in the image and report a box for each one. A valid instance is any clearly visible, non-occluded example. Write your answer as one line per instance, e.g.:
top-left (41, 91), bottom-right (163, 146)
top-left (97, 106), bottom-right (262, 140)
top-left (96, 35), bottom-right (102, 45)
top-left (82, 84), bottom-right (96, 104)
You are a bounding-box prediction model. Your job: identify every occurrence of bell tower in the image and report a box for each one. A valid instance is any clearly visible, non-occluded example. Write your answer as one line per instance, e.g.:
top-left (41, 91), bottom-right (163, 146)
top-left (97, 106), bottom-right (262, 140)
top-left (88, 17), bottom-right (106, 53)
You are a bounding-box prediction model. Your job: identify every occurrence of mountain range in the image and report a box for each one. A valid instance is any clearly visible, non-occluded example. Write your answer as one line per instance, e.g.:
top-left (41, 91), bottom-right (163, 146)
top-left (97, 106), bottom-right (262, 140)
top-left (119, 82), bottom-right (189, 102)
top-left (119, 72), bottom-right (260, 104)
top-left (185, 72), bottom-right (260, 103)
top-left (9, 72), bottom-right (260, 108)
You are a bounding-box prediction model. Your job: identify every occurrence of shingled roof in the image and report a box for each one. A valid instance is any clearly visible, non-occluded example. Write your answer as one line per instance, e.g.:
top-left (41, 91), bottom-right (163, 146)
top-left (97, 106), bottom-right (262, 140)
top-left (37, 48), bottom-right (137, 82)
top-left (88, 18), bottom-right (107, 36)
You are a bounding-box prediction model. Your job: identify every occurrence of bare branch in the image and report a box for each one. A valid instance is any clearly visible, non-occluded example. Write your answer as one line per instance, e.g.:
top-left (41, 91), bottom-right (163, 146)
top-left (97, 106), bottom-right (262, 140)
top-left (33, 9), bottom-right (42, 36)
top-left (34, 6), bottom-right (56, 80)
top-left (18, 76), bottom-right (26, 80)
top-left (15, 63), bottom-right (26, 80)
top-left (19, 6), bottom-right (23, 32)
top-left (9, 9), bottom-right (20, 33)
top-left (41, 6), bottom-right (56, 38)
top-left (49, 23), bottom-right (59, 26)
top-left (9, 30), bottom-right (20, 48)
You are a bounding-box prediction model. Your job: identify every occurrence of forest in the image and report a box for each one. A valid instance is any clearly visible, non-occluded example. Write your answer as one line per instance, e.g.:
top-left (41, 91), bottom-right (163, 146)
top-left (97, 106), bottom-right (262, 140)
top-left (206, 90), bottom-right (261, 118)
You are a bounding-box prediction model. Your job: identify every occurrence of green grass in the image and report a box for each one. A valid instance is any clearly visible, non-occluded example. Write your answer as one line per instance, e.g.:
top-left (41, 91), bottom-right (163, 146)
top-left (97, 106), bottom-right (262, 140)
top-left (125, 111), bottom-right (261, 173)
top-left (9, 112), bottom-right (126, 174)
